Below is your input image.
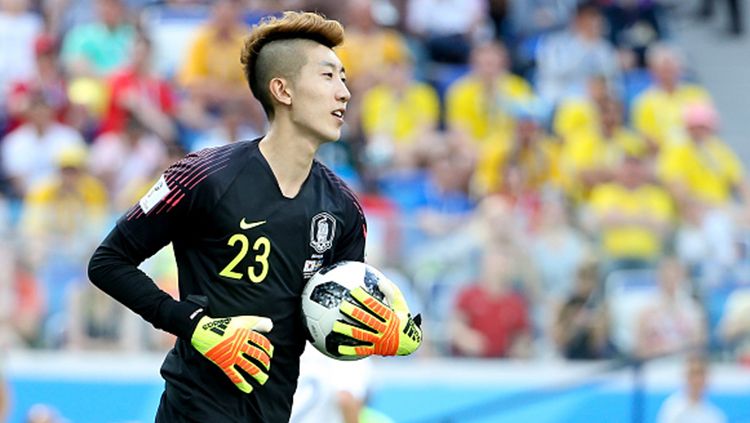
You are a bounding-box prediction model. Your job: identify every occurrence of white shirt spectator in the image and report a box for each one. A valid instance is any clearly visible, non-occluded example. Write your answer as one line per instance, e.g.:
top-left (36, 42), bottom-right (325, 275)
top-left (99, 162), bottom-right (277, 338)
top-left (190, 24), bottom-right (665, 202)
top-left (1, 122), bottom-right (85, 193)
top-left (509, 0), bottom-right (578, 38)
top-left (0, 8), bottom-right (42, 97)
top-left (290, 346), bottom-right (372, 423)
top-left (536, 29), bottom-right (619, 106)
top-left (406, 0), bottom-right (486, 36)
top-left (657, 392), bottom-right (726, 423)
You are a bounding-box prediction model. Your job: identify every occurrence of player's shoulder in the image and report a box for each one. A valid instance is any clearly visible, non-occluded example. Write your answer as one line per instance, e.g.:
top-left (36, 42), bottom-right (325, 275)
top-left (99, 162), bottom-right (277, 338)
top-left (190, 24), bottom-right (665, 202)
top-left (312, 161), bottom-right (364, 212)
top-left (166, 140), bottom-right (258, 190)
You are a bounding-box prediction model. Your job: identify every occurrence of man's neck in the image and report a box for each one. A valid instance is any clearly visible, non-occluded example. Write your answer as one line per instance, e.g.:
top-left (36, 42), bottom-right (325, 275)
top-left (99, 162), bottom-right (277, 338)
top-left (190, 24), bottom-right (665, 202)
top-left (259, 122), bottom-right (320, 198)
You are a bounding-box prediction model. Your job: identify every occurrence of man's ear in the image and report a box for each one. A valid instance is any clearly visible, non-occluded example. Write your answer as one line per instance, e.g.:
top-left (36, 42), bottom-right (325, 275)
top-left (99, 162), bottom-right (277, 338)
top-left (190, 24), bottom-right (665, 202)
top-left (268, 77), bottom-right (292, 106)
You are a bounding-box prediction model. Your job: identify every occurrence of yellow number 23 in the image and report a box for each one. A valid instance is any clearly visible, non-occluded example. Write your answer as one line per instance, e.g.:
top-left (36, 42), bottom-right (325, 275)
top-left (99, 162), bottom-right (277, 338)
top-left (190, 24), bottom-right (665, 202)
top-left (219, 234), bottom-right (271, 283)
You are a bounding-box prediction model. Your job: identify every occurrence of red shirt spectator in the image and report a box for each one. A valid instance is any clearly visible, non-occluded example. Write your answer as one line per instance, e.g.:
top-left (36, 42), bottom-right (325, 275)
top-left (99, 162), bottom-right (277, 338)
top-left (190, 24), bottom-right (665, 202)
top-left (100, 66), bottom-right (175, 134)
top-left (454, 284), bottom-right (530, 357)
top-left (450, 245), bottom-right (532, 358)
top-left (5, 34), bottom-right (69, 133)
top-left (99, 31), bottom-right (176, 141)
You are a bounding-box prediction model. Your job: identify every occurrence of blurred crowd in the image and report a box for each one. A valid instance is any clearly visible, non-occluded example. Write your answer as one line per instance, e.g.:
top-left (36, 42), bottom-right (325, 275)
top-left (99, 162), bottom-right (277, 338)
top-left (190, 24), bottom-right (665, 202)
top-left (0, 0), bottom-right (749, 370)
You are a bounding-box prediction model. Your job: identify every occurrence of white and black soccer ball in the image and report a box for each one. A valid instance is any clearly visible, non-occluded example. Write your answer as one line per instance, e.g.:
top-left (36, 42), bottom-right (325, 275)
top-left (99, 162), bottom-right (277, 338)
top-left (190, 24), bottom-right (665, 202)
top-left (301, 261), bottom-right (389, 361)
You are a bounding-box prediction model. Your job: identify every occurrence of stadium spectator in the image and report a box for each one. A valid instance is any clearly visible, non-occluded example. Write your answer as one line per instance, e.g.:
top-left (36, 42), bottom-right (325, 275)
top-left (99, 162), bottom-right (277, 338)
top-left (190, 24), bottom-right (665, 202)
top-left (88, 113), bottom-right (167, 205)
top-left (659, 102), bottom-right (745, 210)
top-left (553, 74), bottom-right (613, 141)
top-left (6, 258), bottom-right (44, 347)
top-left (411, 131), bottom-right (476, 240)
top-left (587, 154), bottom-right (674, 271)
top-left (660, 103), bottom-right (745, 275)
top-left (552, 260), bottom-right (610, 360)
top-left (445, 40), bottom-right (533, 145)
top-left (60, 0), bottom-right (135, 78)
top-left (20, 145), bottom-right (108, 346)
top-left (450, 243), bottom-right (532, 358)
top-left (508, 0), bottom-right (577, 42)
top-left (634, 258), bottom-right (705, 359)
top-left (601, 0), bottom-right (665, 67)
top-left (99, 31), bottom-right (177, 142)
top-left (5, 34), bottom-right (69, 135)
top-left (632, 44), bottom-right (711, 148)
top-left (177, 0), bottom-right (262, 137)
top-left (337, 0), bottom-right (410, 92)
top-left (560, 97), bottom-right (647, 199)
top-left (718, 279), bottom-right (750, 365)
top-left (0, 188), bottom-right (43, 348)
top-left (189, 100), bottom-right (262, 152)
top-left (291, 347), bottom-right (376, 423)
top-left (177, 0), bottom-right (248, 91)
top-left (1, 92), bottom-right (85, 197)
top-left (528, 196), bottom-right (591, 308)
top-left (535, 1), bottom-right (620, 108)
top-left (361, 55), bottom-right (440, 169)
top-left (0, 0), bottom-right (43, 100)
top-left (66, 279), bottom-right (141, 351)
top-left (657, 354), bottom-right (727, 423)
top-left (405, 0), bottom-right (488, 63)
top-left (472, 106), bottom-right (559, 200)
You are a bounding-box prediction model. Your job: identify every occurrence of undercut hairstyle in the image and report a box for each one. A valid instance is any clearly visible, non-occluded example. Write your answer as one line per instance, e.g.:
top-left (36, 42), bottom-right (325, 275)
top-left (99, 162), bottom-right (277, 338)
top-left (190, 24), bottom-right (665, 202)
top-left (241, 11), bottom-right (345, 120)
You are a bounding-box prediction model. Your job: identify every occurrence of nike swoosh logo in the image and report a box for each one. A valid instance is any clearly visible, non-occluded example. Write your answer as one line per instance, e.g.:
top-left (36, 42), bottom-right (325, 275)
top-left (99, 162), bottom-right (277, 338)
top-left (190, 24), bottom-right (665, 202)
top-left (240, 219), bottom-right (266, 230)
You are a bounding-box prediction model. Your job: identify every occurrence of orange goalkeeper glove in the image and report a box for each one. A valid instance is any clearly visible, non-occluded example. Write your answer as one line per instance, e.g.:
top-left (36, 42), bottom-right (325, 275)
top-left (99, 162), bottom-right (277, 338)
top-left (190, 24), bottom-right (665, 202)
top-left (332, 278), bottom-right (422, 357)
top-left (191, 315), bottom-right (274, 393)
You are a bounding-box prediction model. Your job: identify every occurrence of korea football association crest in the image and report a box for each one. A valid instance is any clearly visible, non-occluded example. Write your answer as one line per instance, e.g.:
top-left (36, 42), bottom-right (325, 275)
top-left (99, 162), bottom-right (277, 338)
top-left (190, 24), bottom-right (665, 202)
top-left (310, 212), bottom-right (336, 254)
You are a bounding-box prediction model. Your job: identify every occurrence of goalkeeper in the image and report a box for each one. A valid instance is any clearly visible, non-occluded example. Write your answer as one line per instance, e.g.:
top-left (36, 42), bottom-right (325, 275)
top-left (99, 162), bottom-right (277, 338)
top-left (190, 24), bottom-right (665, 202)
top-left (88, 11), bottom-right (421, 423)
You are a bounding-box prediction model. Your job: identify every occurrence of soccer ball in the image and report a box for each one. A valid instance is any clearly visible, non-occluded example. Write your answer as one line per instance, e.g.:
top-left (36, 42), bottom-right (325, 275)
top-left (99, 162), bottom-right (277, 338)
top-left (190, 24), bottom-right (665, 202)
top-left (301, 261), bottom-right (389, 360)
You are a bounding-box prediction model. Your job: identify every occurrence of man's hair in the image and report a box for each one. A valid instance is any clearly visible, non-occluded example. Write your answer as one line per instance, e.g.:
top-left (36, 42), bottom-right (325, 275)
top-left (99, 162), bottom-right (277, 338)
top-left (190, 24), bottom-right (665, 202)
top-left (575, 0), bottom-right (601, 17)
top-left (240, 11), bottom-right (345, 119)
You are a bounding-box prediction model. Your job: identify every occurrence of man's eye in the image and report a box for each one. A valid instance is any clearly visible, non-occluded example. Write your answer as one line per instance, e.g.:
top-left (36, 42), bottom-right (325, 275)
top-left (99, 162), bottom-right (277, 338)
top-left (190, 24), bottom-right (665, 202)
top-left (323, 72), bottom-right (333, 78)
top-left (341, 77), bottom-right (347, 84)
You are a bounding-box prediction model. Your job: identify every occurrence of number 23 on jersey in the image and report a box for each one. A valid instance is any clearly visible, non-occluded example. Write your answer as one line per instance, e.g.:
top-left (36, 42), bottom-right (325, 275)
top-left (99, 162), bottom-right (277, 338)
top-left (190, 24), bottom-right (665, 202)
top-left (219, 222), bottom-right (272, 283)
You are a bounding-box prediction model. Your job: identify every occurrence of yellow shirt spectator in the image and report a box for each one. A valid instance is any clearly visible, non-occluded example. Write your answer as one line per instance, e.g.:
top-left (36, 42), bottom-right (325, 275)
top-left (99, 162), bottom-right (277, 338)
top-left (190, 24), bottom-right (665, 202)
top-left (631, 84), bottom-right (711, 147)
top-left (336, 29), bottom-right (408, 86)
top-left (561, 127), bottom-right (646, 198)
top-left (361, 81), bottom-right (440, 146)
top-left (554, 97), bottom-right (599, 141)
top-left (474, 133), bottom-right (560, 196)
top-left (178, 24), bottom-right (249, 91)
top-left (589, 182), bottom-right (674, 259)
top-left (23, 172), bottom-right (108, 237)
top-left (658, 136), bottom-right (744, 206)
top-left (446, 74), bottom-right (533, 144)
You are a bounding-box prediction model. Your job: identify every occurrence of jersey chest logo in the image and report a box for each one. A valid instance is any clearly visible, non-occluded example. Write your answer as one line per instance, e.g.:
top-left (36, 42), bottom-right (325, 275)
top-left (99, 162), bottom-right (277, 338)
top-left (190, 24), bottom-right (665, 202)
top-left (310, 212), bottom-right (336, 254)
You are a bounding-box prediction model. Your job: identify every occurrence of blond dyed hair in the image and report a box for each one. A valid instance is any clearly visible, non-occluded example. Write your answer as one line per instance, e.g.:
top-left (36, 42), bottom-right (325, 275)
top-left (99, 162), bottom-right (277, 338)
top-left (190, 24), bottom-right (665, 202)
top-left (240, 11), bottom-right (345, 119)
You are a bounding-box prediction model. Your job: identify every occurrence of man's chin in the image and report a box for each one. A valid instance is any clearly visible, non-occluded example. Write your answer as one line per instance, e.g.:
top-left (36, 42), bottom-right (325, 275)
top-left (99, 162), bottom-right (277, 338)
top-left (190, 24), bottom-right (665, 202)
top-left (320, 129), bottom-right (342, 143)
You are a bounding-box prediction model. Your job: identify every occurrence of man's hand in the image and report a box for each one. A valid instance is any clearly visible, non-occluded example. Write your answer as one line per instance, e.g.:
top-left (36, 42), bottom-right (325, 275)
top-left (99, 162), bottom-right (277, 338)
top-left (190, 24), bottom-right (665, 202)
top-left (333, 278), bottom-right (422, 357)
top-left (191, 315), bottom-right (274, 393)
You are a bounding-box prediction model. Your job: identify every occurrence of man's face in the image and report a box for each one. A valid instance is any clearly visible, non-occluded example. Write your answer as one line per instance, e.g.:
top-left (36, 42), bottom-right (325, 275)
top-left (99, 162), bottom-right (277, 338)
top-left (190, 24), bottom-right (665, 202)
top-left (653, 56), bottom-right (681, 87)
top-left (472, 45), bottom-right (505, 81)
top-left (575, 10), bottom-right (603, 39)
top-left (97, 0), bottom-right (123, 27)
top-left (288, 44), bottom-right (350, 143)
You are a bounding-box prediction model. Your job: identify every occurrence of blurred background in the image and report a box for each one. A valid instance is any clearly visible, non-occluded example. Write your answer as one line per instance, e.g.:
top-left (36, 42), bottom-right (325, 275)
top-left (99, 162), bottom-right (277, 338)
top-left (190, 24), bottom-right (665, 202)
top-left (1, 0), bottom-right (750, 422)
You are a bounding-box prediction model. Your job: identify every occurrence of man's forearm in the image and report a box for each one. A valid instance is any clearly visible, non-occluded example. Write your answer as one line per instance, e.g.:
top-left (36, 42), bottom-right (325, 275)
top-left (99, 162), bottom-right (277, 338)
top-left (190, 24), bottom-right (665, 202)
top-left (87, 228), bottom-right (201, 340)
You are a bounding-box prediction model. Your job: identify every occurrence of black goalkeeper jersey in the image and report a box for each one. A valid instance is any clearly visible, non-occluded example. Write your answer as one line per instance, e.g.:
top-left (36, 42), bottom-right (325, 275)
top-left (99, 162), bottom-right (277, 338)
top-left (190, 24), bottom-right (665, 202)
top-left (88, 139), bottom-right (366, 422)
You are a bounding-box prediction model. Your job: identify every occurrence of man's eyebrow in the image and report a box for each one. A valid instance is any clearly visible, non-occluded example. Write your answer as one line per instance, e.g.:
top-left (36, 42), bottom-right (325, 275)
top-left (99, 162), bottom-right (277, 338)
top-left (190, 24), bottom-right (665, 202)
top-left (319, 60), bottom-right (346, 74)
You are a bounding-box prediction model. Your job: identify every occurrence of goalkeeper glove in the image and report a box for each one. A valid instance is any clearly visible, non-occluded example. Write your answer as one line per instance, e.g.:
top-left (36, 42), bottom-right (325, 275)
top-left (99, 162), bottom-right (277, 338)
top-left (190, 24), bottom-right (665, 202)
top-left (333, 278), bottom-right (422, 357)
top-left (191, 315), bottom-right (274, 394)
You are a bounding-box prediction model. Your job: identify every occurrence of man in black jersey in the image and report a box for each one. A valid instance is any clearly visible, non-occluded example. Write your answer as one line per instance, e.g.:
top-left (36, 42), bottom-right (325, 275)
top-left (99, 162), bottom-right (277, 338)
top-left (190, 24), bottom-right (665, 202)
top-left (87, 11), bottom-right (421, 423)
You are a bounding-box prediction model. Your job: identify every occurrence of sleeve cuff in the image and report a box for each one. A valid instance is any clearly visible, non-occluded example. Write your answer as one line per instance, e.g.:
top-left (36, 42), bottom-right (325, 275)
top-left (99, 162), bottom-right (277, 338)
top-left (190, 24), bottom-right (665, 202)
top-left (156, 297), bottom-right (206, 340)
